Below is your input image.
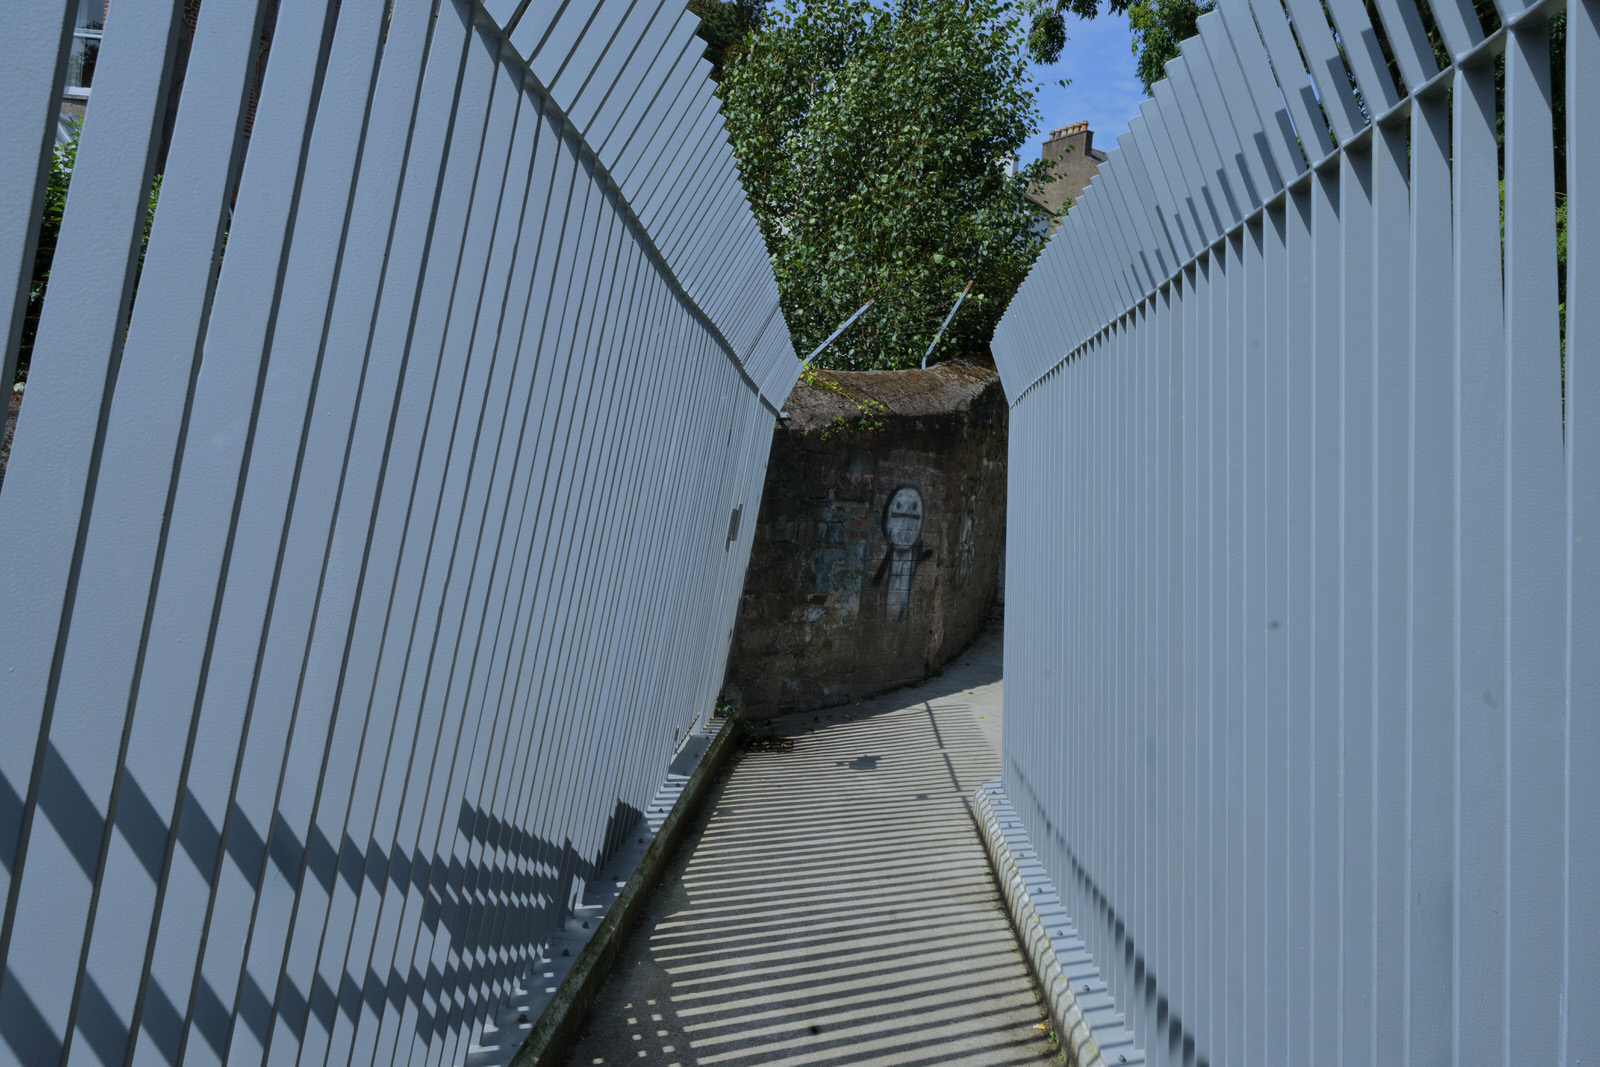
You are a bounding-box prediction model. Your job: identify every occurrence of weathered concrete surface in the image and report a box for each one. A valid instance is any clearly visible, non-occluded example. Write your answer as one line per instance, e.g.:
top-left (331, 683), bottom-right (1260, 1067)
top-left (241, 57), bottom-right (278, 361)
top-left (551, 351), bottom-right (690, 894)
top-left (974, 786), bottom-right (1144, 1067)
top-left (557, 623), bottom-right (1060, 1066)
top-left (510, 720), bottom-right (738, 1067)
top-left (724, 357), bottom-right (1006, 717)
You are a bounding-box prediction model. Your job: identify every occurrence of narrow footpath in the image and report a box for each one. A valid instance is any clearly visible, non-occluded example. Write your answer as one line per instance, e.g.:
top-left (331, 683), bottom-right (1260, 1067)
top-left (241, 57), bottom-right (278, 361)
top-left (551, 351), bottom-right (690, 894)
top-left (558, 623), bottom-right (1059, 1066)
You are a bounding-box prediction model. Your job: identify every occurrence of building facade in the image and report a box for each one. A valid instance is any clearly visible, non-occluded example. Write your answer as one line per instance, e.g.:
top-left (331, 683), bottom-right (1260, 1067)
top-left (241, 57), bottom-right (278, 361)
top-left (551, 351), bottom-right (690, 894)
top-left (1028, 120), bottom-right (1108, 221)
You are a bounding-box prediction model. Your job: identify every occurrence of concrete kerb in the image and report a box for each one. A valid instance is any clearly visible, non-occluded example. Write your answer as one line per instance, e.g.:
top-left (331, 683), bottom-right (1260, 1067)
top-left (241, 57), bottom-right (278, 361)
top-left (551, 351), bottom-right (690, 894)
top-left (508, 716), bottom-right (737, 1067)
top-left (974, 780), bottom-right (1145, 1067)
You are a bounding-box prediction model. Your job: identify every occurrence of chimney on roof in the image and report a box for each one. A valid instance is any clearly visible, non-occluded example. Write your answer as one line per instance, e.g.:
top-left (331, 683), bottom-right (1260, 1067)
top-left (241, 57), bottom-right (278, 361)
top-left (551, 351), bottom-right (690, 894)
top-left (1042, 121), bottom-right (1094, 163)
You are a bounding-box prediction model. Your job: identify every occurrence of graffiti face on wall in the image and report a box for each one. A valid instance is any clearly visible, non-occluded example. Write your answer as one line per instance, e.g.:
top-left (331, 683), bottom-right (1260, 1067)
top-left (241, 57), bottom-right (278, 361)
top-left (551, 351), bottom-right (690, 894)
top-left (873, 486), bottom-right (933, 621)
top-left (884, 488), bottom-right (923, 548)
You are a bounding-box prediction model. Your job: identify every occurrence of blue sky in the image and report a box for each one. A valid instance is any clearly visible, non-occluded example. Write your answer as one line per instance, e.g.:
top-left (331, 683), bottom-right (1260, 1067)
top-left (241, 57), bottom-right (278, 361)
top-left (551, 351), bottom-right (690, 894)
top-left (1018, 13), bottom-right (1148, 165)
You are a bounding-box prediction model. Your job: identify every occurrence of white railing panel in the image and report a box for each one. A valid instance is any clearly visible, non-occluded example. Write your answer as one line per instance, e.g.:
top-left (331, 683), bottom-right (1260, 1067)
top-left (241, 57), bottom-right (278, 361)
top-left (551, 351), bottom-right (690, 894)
top-left (0, 0), bottom-right (73, 391)
top-left (1280, 182), bottom-right (1314, 1060)
top-left (1366, 0), bottom-right (1436, 91)
top-left (1154, 78), bottom-right (1228, 244)
top-left (1426, 0), bottom-right (1485, 63)
top-left (1369, 113), bottom-right (1411, 1064)
top-left (1503, 20), bottom-right (1566, 1062)
top-left (1116, 125), bottom-right (1182, 280)
top-left (1213, 0), bottom-right (1306, 181)
top-left (1241, 0), bottom-right (1334, 160)
top-left (1278, 0), bottom-right (1366, 141)
top-left (0, 3), bottom-right (189, 1056)
top-left (995, 0), bottom-right (1590, 1059)
top-left (1569, 2), bottom-right (1600, 1060)
top-left (1258, 199), bottom-right (1289, 1067)
top-left (0, 0), bottom-right (791, 1061)
top-left (1191, 14), bottom-right (1281, 198)
top-left (1454, 56), bottom-right (1509, 1065)
top-left (57, 0), bottom-right (276, 1055)
top-left (563, 0), bottom-right (672, 135)
top-left (1128, 108), bottom-right (1199, 266)
top-left (1322, 0), bottom-right (1401, 114)
top-left (1181, 30), bottom-right (1271, 211)
top-left (1338, 140), bottom-right (1376, 1066)
top-left (1404, 85), bottom-right (1457, 1064)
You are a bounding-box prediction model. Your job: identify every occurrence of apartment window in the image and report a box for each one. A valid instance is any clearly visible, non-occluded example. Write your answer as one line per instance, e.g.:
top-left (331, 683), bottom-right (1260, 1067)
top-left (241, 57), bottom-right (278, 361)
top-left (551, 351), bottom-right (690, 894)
top-left (65, 0), bottom-right (104, 98)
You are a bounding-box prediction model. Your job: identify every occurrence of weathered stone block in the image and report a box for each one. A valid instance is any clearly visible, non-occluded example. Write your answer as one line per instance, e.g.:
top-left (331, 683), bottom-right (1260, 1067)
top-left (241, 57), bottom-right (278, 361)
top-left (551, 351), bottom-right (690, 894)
top-left (723, 357), bottom-right (1006, 716)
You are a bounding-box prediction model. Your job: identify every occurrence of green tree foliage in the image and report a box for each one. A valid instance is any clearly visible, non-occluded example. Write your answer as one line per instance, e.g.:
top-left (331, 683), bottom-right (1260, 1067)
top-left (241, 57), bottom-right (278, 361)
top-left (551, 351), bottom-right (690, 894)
top-left (689, 0), bottom-right (767, 80)
top-left (1020, 0), bottom-right (1126, 66)
top-left (1022, 0), bottom-right (1208, 93)
top-left (18, 118), bottom-right (161, 387)
top-left (719, 0), bottom-right (1053, 370)
top-left (1126, 0), bottom-right (1213, 92)
top-left (19, 121), bottom-right (82, 385)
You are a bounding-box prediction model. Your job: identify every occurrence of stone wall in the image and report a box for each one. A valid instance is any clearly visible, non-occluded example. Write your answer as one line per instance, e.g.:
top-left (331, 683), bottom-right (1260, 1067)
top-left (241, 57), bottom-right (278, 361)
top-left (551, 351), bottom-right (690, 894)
top-left (724, 357), bottom-right (1007, 716)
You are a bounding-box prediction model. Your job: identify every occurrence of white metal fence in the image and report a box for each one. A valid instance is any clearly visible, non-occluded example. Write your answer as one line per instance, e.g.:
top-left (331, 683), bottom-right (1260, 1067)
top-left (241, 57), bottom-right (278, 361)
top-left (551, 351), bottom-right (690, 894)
top-left (991, 0), bottom-right (1596, 1060)
top-left (0, 0), bottom-right (794, 1064)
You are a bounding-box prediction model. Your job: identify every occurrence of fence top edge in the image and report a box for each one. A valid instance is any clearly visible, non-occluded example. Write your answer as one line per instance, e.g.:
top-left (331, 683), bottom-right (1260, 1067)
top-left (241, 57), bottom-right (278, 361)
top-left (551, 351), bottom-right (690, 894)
top-left (994, 0), bottom-right (1574, 404)
top-left (471, 1), bottom-right (794, 407)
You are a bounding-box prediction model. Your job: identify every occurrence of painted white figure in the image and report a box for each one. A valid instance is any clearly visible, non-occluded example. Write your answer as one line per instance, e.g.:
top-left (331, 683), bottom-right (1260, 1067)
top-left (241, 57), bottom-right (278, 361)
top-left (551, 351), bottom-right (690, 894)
top-left (873, 486), bottom-right (933, 621)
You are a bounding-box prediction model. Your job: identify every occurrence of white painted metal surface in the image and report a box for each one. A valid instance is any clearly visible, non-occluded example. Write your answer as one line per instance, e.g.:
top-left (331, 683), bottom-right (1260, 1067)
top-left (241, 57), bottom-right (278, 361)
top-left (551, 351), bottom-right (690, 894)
top-left (992, 0), bottom-right (1596, 1062)
top-left (0, 1), bottom-right (794, 1063)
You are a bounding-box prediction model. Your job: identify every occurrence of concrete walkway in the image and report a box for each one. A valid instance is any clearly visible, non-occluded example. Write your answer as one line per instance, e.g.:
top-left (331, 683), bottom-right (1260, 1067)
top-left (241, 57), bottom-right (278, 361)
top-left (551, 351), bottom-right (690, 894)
top-left (557, 624), bottom-right (1059, 1066)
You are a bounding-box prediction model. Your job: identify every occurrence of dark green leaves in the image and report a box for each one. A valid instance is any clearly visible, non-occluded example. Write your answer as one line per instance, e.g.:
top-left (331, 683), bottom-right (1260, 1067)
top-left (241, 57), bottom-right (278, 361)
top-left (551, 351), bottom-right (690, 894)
top-left (1126, 0), bottom-right (1213, 94)
top-left (720, 0), bottom-right (1052, 370)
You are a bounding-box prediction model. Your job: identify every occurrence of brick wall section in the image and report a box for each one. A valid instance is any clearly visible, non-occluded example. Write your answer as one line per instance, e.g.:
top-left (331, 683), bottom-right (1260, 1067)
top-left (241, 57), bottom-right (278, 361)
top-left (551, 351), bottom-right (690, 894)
top-left (724, 357), bottom-right (1007, 717)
